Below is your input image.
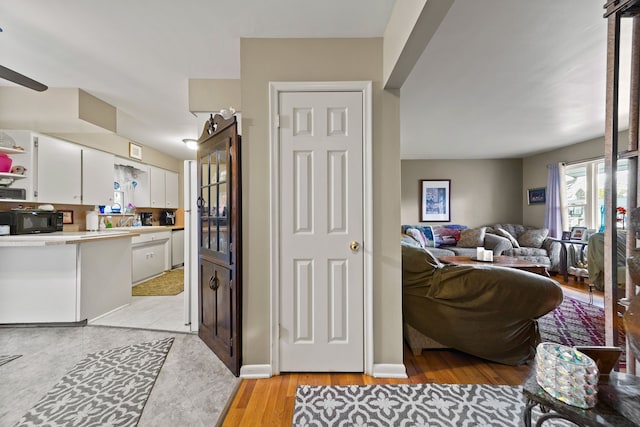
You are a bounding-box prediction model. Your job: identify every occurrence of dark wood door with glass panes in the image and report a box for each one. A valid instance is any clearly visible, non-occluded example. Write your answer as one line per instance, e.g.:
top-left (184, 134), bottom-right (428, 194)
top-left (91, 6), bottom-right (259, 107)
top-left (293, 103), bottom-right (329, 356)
top-left (197, 114), bottom-right (242, 376)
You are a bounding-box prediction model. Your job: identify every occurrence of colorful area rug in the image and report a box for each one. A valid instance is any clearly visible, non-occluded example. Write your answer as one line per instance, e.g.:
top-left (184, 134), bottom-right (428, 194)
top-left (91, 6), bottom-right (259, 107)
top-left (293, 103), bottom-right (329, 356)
top-left (13, 337), bottom-right (174, 427)
top-left (538, 296), bottom-right (626, 366)
top-left (132, 269), bottom-right (184, 296)
top-left (292, 383), bottom-right (573, 426)
top-left (0, 355), bottom-right (21, 367)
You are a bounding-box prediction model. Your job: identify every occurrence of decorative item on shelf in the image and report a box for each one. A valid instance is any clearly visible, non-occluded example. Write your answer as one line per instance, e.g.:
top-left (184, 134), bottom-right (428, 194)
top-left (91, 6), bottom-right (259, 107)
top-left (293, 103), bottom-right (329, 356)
top-left (616, 206), bottom-right (627, 229)
top-left (535, 342), bottom-right (599, 409)
top-left (10, 165), bottom-right (26, 175)
top-left (0, 153), bottom-right (12, 172)
top-left (599, 205), bottom-right (605, 233)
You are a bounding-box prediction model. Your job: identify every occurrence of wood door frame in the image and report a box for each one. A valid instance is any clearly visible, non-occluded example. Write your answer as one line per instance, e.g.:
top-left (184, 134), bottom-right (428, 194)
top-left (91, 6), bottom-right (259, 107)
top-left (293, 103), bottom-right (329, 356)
top-left (268, 81), bottom-right (373, 375)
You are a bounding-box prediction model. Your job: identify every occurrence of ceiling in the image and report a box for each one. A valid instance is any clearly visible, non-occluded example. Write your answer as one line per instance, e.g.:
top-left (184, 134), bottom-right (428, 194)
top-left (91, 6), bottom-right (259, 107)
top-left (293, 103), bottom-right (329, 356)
top-left (0, 1), bottom-right (632, 161)
top-left (401, 0), bottom-right (633, 159)
top-left (0, 0), bottom-right (395, 160)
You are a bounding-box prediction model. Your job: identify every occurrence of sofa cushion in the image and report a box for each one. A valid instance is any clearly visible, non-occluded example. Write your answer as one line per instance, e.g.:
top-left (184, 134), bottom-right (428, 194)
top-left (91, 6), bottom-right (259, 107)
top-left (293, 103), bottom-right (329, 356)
top-left (491, 224), bottom-right (528, 239)
top-left (504, 247), bottom-right (548, 257)
top-left (432, 224), bottom-right (467, 247)
top-left (494, 228), bottom-right (520, 248)
top-left (446, 247), bottom-right (478, 257)
top-left (517, 228), bottom-right (549, 248)
top-left (456, 227), bottom-right (486, 247)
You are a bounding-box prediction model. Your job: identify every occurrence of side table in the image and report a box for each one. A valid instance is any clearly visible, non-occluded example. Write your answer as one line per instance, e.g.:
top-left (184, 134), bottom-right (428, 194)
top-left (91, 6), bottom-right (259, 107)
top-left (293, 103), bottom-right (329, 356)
top-left (522, 371), bottom-right (640, 426)
top-left (551, 238), bottom-right (589, 282)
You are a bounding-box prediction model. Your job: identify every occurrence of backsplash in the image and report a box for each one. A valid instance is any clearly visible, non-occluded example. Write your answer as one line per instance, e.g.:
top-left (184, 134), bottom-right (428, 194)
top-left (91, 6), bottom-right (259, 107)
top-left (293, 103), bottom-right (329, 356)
top-left (0, 202), bottom-right (182, 231)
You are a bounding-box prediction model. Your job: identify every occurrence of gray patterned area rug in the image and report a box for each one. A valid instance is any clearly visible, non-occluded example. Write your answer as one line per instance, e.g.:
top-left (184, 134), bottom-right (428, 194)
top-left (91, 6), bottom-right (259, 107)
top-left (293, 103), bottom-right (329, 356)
top-left (13, 337), bottom-right (174, 427)
top-left (292, 383), bottom-right (573, 426)
top-left (0, 355), bottom-right (21, 367)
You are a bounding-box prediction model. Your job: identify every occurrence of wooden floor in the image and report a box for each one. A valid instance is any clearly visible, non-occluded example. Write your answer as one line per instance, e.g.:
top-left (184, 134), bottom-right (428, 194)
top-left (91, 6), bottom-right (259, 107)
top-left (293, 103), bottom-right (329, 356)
top-left (221, 276), bottom-right (602, 426)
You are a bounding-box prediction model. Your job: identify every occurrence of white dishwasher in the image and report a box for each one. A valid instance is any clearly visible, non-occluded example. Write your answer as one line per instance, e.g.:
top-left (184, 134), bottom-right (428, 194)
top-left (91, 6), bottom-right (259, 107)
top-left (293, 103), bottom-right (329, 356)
top-left (171, 228), bottom-right (185, 268)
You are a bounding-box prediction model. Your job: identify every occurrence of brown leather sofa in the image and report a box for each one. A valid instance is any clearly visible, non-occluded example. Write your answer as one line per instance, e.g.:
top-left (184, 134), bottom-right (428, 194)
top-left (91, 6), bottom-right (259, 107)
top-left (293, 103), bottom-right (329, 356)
top-left (402, 243), bottom-right (563, 365)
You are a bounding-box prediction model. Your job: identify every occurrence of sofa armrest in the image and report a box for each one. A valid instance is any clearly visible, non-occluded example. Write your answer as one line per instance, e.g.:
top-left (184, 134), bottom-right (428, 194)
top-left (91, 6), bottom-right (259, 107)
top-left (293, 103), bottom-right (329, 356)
top-left (543, 238), bottom-right (562, 273)
top-left (484, 233), bottom-right (512, 255)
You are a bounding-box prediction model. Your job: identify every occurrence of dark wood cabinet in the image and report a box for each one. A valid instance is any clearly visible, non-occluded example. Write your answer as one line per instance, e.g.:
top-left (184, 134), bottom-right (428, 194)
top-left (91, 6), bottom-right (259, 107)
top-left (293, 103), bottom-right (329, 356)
top-left (197, 114), bottom-right (242, 376)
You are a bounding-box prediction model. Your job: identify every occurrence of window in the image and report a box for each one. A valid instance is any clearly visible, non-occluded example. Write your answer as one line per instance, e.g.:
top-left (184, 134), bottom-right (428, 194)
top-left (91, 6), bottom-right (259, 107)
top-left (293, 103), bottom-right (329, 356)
top-left (564, 159), bottom-right (628, 230)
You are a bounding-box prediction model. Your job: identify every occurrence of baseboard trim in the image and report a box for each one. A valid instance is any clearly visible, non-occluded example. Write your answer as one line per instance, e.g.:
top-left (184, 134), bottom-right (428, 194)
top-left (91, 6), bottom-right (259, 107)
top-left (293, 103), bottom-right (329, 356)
top-left (371, 363), bottom-right (408, 378)
top-left (240, 364), bottom-right (273, 379)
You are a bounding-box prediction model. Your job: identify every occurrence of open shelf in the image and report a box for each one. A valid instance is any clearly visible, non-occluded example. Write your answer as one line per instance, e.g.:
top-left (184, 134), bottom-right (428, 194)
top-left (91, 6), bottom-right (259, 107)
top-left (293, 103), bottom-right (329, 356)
top-left (0, 146), bottom-right (27, 155)
top-left (0, 172), bottom-right (27, 180)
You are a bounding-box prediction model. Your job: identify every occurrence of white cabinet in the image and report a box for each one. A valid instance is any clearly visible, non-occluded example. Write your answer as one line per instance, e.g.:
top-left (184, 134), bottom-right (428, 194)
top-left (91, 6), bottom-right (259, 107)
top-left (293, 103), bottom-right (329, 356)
top-left (150, 166), bottom-right (166, 208)
top-left (171, 228), bottom-right (184, 267)
top-left (149, 166), bottom-right (179, 208)
top-left (82, 148), bottom-right (115, 206)
top-left (166, 171), bottom-right (179, 208)
top-left (131, 231), bottom-right (171, 284)
top-left (36, 134), bottom-right (82, 204)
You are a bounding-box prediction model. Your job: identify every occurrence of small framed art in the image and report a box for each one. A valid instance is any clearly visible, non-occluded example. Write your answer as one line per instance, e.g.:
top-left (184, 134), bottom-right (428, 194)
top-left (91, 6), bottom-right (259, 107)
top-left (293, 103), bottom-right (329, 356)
top-left (420, 179), bottom-right (451, 222)
top-left (129, 142), bottom-right (142, 160)
top-left (570, 226), bottom-right (587, 240)
top-left (59, 210), bottom-right (74, 224)
top-left (527, 187), bottom-right (546, 205)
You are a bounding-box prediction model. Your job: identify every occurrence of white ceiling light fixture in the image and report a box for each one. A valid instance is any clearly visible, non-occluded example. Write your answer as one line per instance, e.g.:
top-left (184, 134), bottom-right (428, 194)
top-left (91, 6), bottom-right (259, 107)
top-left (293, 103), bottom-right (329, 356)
top-left (182, 138), bottom-right (198, 150)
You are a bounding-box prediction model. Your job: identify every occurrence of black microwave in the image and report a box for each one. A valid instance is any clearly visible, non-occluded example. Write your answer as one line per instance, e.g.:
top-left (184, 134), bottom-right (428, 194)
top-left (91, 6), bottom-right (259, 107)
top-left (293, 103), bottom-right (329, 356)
top-left (0, 211), bottom-right (63, 235)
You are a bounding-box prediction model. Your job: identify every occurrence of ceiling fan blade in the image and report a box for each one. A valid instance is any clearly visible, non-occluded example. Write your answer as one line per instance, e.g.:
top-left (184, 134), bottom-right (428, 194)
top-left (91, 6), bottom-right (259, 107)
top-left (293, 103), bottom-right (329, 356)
top-left (0, 65), bottom-right (48, 92)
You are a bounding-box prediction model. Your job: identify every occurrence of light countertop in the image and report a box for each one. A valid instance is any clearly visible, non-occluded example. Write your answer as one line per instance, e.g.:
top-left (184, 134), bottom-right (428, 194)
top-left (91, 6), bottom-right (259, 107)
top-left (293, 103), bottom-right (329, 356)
top-left (0, 230), bottom-right (137, 247)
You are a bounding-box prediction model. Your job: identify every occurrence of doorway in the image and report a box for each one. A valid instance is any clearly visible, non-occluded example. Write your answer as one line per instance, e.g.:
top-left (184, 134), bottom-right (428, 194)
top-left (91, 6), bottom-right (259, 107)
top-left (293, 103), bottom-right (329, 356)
top-left (269, 81), bottom-right (374, 374)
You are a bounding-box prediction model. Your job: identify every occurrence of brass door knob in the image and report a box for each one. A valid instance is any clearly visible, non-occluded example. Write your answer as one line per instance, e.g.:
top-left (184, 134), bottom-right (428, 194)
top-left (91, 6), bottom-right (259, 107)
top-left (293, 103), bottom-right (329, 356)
top-left (350, 241), bottom-right (360, 252)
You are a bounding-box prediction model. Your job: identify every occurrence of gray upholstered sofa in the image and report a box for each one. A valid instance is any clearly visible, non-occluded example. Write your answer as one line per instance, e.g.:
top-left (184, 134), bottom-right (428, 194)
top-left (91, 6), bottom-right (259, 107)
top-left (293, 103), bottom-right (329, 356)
top-left (485, 224), bottom-right (563, 274)
top-left (402, 223), bottom-right (563, 274)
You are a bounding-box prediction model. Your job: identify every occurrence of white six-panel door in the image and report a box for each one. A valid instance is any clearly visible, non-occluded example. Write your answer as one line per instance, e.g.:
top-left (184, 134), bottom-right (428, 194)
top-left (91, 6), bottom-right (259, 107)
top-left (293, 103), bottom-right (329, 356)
top-left (278, 91), bottom-right (364, 372)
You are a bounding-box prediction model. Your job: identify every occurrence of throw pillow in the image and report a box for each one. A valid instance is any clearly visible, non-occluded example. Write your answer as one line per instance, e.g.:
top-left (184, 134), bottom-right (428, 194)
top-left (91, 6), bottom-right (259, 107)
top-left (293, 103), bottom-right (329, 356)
top-left (405, 228), bottom-right (427, 248)
top-left (456, 227), bottom-right (486, 247)
top-left (517, 228), bottom-right (549, 248)
top-left (494, 227), bottom-right (520, 248)
top-left (414, 225), bottom-right (436, 248)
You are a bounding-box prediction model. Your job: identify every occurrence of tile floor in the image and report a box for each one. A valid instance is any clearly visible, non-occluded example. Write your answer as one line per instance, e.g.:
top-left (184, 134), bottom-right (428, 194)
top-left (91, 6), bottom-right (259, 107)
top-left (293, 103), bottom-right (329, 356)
top-left (90, 292), bottom-right (191, 333)
top-left (0, 326), bottom-right (240, 427)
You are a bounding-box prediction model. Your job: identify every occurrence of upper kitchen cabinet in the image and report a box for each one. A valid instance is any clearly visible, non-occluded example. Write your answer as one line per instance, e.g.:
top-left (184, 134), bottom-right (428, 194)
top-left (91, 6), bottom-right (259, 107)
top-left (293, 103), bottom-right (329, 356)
top-left (82, 148), bottom-right (115, 206)
top-left (0, 130), bottom-right (36, 202)
top-left (36, 134), bottom-right (82, 204)
top-left (150, 166), bottom-right (179, 209)
top-left (166, 171), bottom-right (179, 208)
top-left (150, 166), bottom-right (165, 208)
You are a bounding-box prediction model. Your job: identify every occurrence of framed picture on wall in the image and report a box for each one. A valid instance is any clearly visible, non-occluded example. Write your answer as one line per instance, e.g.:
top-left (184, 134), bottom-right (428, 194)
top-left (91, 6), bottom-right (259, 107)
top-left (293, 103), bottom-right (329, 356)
top-left (527, 187), bottom-right (546, 205)
top-left (59, 210), bottom-right (74, 224)
top-left (420, 179), bottom-right (451, 222)
top-left (129, 142), bottom-right (142, 160)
